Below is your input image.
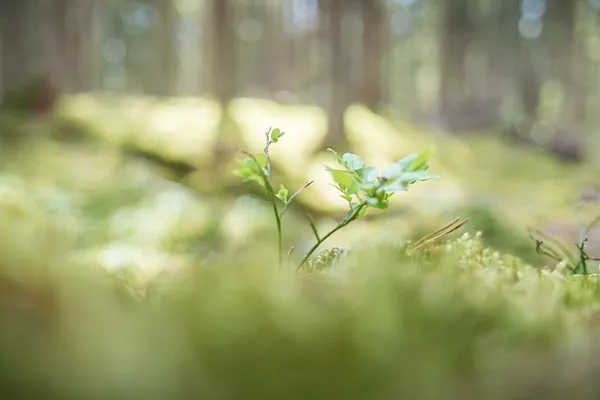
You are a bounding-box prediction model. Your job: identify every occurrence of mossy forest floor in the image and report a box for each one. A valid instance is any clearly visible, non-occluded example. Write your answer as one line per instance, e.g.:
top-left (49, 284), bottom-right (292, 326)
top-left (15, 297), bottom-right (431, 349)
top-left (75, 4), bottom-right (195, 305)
top-left (0, 93), bottom-right (600, 399)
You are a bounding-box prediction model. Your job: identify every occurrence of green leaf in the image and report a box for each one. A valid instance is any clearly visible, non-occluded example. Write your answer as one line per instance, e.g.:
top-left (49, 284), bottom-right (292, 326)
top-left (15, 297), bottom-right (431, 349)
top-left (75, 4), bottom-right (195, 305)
top-left (327, 168), bottom-right (360, 195)
top-left (341, 153), bottom-right (364, 170)
top-left (233, 156), bottom-right (267, 186)
top-left (359, 181), bottom-right (378, 192)
top-left (396, 154), bottom-right (418, 171)
top-left (233, 170), bottom-right (264, 186)
top-left (232, 152), bottom-right (275, 189)
top-left (365, 192), bottom-right (389, 209)
top-left (341, 202), bottom-right (364, 224)
top-left (276, 184), bottom-right (289, 203)
top-left (399, 171), bottom-right (439, 183)
top-left (380, 180), bottom-right (409, 193)
top-left (381, 180), bottom-right (409, 193)
top-left (356, 206), bottom-right (368, 219)
top-left (339, 194), bottom-right (353, 203)
top-left (381, 163), bottom-right (404, 180)
top-left (410, 147), bottom-right (435, 171)
top-left (271, 128), bottom-right (285, 143)
top-left (379, 171), bottom-right (439, 194)
top-left (366, 197), bottom-right (380, 207)
top-left (255, 153), bottom-right (267, 168)
top-left (357, 166), bottom-right (378, 182)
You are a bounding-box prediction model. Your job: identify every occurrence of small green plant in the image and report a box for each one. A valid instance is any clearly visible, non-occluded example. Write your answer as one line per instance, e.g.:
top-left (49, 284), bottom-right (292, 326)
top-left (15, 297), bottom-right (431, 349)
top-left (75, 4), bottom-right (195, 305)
top-left (304, 247), bottom-right (349, 272)
top-left (233, 128), bottom-right (313, 269)
top-left (234, 127), bottom-right (441, 270)
top-left (528, 207), bottom-right (600, 275)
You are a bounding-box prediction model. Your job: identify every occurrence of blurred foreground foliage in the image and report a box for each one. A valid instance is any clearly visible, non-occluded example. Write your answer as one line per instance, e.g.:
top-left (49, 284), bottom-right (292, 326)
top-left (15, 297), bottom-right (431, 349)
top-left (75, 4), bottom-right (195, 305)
top-left (2, 205), bottom-right (600, 398)
top-left (1, 93), bottom-right (600, 398)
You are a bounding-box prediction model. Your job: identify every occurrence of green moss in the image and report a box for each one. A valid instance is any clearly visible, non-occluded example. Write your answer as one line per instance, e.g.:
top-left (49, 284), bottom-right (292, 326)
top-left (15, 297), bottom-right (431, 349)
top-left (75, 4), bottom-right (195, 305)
top-left (2, 95), bottom-right (600, 397)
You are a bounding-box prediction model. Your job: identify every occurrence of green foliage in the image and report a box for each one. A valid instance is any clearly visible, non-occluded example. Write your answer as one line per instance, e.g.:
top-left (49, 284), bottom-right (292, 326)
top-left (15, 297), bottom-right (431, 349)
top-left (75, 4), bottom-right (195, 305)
top-left (529, 210), bottom-right (600, 275)
top-left (233, 153), bottom-right (267, 186)
top-left (234, 128), bottom-right (440, 270)
top-left (304, 247), bottom-right (349, 272)
top-left (6, 119), bottom-right (600, 398)
top-left (326, 147), bottom-right (438, 211)
top-left (233, 128), bottom-right (314, 269)
top-left (270, 127), bottom-right (285, 142)
top-left (456, 203), bottom-right (540, 264)
top-left (5, 231), bottom-right (600, 399)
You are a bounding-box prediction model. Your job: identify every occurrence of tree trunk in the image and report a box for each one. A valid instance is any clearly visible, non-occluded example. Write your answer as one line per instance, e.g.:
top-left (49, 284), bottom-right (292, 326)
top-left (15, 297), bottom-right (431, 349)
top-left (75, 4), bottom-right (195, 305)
top-left (360, 0), bottom-right (384, 111)
top-left (208, 0), bottom-right (237, 105)
top-left (548, 0), bottom-right (586, 161)
top-left (438, 0), bottom-right (489, 131)
top-left (49, 0), bottom-right (97, 93)
top-left (205, 0), bottom-right (240, 186)
top-left (516, 41), bottom-right (543, 132)
top-left (439, 0), bottom-right (471, 128)
top-left (146, 1), bottom-right (178, 96)
top-left (479, 0), bottom-right (520, 123)
top-left (0, 1), bottom-right (58, 113)
top-left (318, 0), bottom-right (351, 153)
top-left (0, 2), bottom-right (28, 94)
top-left (88, 0), bottom-right (105, 90)
top-left (51, 0), bottom-right (75, 92)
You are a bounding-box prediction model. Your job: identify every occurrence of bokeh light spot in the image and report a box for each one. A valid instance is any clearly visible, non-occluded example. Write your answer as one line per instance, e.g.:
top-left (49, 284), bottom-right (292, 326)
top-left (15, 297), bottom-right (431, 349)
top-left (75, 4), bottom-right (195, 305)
top-left (518, 16), bottom-right (543, 39)
top-left (102, 38), bottom-right (127, 64)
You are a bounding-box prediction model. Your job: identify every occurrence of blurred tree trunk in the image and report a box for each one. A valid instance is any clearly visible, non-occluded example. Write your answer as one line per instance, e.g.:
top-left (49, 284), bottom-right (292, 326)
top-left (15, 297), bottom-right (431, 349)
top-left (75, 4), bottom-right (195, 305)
top-left (50, 0), bottom-right (75, 92)
top-left (479, 1), bottom-right (520, 124)
top-left (439, 0), bottom-right (500, 132)
top-left (360, 0), bottom-right (384, 111)
top-left (547, 0), bottom-right (586, 161)
top-left (512, 0), bottom-right (586, 161)
top-left (261, 2), bottom-right (277, 96)
top-left (206, 0), bottom-right (240, 185)
top-left (0, 2), bottom-right (28, 94)
top-left (318, 0), bottom-right (351, 153)
top-left (438, 0), bottom-right (472, 131)
top-left (147, 1), bottom-right (178, 96)
top-left (50, 0), bottom-right (97, 93)
top-left (208, 0), bottom-right (237, 105)
top-left (516, 41), bottom-right (542, 134)
top-left (0, 1), bottom-right (58, 113)
top-left (89, 0), bottom-right (105, 90)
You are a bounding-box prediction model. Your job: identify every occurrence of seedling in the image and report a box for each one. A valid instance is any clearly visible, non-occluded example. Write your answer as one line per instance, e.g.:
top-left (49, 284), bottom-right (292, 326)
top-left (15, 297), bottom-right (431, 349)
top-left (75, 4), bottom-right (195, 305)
top-left (234, 127), bottom-right (442, 271)
top-left (233, 127), bottom-right (314, 269)
top-left (298, 147), bottom-right (440, 269)
top-left (528, 208), bottom-right (600, 275)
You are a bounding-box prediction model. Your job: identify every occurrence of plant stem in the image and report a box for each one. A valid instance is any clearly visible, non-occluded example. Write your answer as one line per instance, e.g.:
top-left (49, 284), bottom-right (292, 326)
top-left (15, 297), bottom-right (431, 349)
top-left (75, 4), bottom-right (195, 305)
top-left (262, 171), bottom-right (283, 270)
top-left (408, 218), bottom-right (469, 252)
top-left (274, 201), bottom-right (283, 270)
top-left (297, 202), bottom-right (366, 270)
top-left (264, 127), bottom-right (272, 180)
top-left (246, 151), bottom-right (283, 270)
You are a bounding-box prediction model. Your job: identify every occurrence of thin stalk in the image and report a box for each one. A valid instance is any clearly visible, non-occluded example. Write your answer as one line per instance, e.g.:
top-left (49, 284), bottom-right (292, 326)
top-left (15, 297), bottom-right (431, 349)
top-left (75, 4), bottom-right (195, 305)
top-left (409, 218), bottom-right (470, 252)
top-left (409, 218), bottom-right (460, 250)
top-left (280, 181), bottom-right (314, 217)
top-left (529, 227), bottom-right (575, 262)
top-left (264, 127), bottom-right (272, 180)
top-left (273, 198), bottom-right (283, 270)
top-left (245, 151), bottom-right (283, 270)
top-left (298, 202), bottom-right (366, 270)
